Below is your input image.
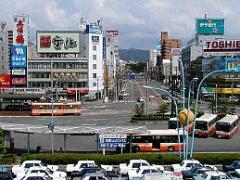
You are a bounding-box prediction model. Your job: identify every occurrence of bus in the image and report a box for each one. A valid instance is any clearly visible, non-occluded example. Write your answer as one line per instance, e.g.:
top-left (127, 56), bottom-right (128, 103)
top-left (195, 113), bottom-right (218, 137)
top-left (215, 114), bottom-right (239, 139)
top-left (129, 129), bottom-right (183, 153)
top-left (168, 118), bottom-right (193, 133)
top-left (32, 102), bottom-right (81, 116)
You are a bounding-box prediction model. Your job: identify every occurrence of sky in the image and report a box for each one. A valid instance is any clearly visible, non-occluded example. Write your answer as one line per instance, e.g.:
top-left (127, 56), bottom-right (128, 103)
top-left (0, 0), bottom-right (240, 49)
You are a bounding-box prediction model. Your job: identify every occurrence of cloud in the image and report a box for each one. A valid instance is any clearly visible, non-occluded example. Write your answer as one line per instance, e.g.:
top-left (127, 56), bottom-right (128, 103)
top-left (0, 0), bottom-right (240, 49)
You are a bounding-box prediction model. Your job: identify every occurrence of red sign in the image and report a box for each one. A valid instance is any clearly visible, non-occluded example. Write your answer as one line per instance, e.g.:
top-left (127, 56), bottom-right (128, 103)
top-left (106, 30), bottom-right (119, 36)
top-left (16, 19), bottom-right (25, 44)
top-left (66, 88), bottom-right (89, 95)
top-left (12, 77), bottom-right (26, 85)
top-left (40, 35), bottom-right (51, 48)
top-left (0, 74), bottom-right (11, 88)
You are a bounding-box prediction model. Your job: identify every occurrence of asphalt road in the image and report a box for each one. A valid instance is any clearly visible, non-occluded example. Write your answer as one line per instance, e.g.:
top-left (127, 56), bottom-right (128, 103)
top-left (0, 80), bottom-right (240, 153)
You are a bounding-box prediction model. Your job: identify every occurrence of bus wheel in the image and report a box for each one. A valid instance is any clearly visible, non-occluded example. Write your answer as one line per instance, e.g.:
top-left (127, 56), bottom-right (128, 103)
top-left (168, 146), bottom-right (174, 152)
top-left (133, 146), bottom-right (140, 153)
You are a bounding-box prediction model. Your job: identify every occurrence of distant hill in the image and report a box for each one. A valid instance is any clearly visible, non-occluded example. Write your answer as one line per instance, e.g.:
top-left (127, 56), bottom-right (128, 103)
top-left (119, 48), bottom-right (149, 62)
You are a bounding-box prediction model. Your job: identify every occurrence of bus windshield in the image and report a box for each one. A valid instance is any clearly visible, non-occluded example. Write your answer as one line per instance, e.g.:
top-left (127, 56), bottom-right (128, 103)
top-left (196, 121), bottom-right (208, 130)
top-left (216, 123), bottom-right (231, 132)
top-left (168, 121), bottom-right (178, 129)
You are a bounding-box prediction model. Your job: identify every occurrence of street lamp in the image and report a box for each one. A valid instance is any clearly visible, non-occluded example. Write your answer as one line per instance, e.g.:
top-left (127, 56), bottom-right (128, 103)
top-left (177, 59), bottom-right (185, 109)
top-left (190, 70), bottom-right (225, 158)
top-left (185, 77), bottom-right (198, 159)
top-left (144, 85), bottom-right (182, 158)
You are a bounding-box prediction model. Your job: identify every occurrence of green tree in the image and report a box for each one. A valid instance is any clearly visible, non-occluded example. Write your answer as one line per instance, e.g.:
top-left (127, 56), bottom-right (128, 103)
top-left (135, 103), bottom-right (145, 115)
top-left (158, 102), bottom-right (169, 115)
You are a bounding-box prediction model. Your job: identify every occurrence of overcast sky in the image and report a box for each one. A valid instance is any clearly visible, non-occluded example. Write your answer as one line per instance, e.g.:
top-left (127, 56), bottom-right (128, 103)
top-left (1, 0), bottom-right (239, 49)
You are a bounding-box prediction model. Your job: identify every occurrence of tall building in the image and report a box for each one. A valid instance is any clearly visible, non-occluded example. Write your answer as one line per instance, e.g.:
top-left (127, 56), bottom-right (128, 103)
top-left (0, 22), bottom-right (9, 74)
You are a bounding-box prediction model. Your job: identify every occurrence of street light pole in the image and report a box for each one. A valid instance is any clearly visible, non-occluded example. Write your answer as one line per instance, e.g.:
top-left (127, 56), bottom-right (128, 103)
top-left (185, 77), bottom-right (198, 159)
top-left (50, 57), bottom-right (54, 155)
top-left (177, 59), bottom-right (185, 109)
top-left (190, 70), bottom-right (225, 158)
top-left (144, 85), bottom-right (182, 158)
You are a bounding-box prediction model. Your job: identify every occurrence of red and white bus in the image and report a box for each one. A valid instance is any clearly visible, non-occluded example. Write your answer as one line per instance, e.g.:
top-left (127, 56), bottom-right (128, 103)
top-left (215, 114), bottom-right (239, 139)
top-left (195, 113), bottom-right (218, 137)
top-left (32, 102), bottom-right (81, 116)
top-left (168, 118), bottom-right (193, 133)
top-left (130, 129), bottom-right (183, 152)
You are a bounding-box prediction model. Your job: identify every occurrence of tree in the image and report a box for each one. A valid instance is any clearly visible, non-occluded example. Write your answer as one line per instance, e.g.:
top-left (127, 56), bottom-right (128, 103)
top-left (158, 102), bottom-right (169, 115)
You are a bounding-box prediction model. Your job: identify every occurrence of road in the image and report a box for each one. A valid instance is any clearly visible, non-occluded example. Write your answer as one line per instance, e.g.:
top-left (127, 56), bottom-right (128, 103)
top-left (0, 80), bottom-right (240, 153)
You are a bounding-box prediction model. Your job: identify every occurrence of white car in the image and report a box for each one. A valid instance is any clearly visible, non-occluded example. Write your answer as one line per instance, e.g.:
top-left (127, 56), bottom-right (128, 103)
top-left (20, 172), bottom-right (52, 180)
top-left (66, 160), bottom-right (97, 175)
top-left (11, 160), bottom-right (58, 177)
top-left (81, 174), bottom-right (109, 180)
top-left (14, 166), bottom-right (66, 180)
top-left (195, 170), bottom-right (235, 180)
top-left (171, 159), bottom-right (217, 173)
top-left (119, 159), bottom-right (164, 176)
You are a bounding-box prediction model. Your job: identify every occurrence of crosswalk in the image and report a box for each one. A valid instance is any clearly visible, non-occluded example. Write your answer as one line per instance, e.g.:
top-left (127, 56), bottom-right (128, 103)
top-left (113, 100), bottom-right (136, 103)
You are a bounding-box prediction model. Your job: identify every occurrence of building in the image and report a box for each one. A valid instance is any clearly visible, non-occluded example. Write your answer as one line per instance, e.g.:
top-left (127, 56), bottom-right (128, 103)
top-left (0, 22), bottom-right (9, 74)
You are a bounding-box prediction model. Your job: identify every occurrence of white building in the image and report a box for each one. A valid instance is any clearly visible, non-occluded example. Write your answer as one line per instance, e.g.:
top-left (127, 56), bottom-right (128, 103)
top-left (0, 22), bottom-right (9, 74)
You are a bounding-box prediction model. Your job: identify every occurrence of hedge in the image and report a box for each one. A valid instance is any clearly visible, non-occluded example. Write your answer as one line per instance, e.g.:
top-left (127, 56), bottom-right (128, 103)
top-left (22, 153), bottom-right (240, 165)
top-left (0, 154), bottom-right (16, 164)
top-left (131, 114), bottom-right (172, 121)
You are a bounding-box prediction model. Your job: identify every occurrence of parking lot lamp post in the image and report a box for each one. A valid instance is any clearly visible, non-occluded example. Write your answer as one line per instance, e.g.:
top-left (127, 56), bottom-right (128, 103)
top-left (144, 86), bottom-right (182, 158)
top-left (185, 77), bottom-right (198, 159)
top-left (190, 70), bottom-right (225, 158)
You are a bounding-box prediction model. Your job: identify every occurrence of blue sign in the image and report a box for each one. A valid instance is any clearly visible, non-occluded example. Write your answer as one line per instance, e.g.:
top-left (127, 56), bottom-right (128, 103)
top-left (99, 134), bottom-right (127, 148)
top-left (11, 45), bottom-right (27, 68)
top-left (86, 24), bottom-right (102, 34)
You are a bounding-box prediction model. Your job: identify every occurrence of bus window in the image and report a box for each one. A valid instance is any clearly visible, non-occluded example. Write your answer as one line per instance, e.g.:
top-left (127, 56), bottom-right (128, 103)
top-left (196, 121), bottom-right (208, 131)
top-left (216, 123), bottom-right (231, 132)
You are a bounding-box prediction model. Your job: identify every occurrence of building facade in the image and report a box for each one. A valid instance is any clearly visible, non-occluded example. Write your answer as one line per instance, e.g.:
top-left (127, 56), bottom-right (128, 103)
top-left (0, 23), bottom-right (9, 74)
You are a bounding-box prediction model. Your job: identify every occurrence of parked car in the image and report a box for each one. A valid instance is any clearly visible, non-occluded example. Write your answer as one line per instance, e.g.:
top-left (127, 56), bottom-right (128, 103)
top-left (19, 172), bottom-right (52, 180)
top-left (0, 165), bottom-right (13, 180)
top-left (11, 160), bottom-right (58, 178)
top-left (223, 161), bottom-right (240, 173)
top-left (118, 159), bottom-right (164, 176)
top-left (14, 166), bottom-right (66, 180)
top-left (66, 160), bottom-right (97, 176)
top-left (81, 173), bottom-right (110, 180)
top-left (71, 167), bottom-right (107, 179)
top-left (193, 170), bottom-right (236, 180)
top-left (171, 160), bottom-right (217, 173)
top-left (182, 166), bottom-right (214, 179)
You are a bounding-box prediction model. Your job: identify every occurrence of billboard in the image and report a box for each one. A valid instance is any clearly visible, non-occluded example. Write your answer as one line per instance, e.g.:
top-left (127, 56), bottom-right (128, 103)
top-left (12, 69), bottom-right (26, 76)
top-left (99, 134), bottom-right (127, 148)
top-left (37, 31), bottom-right (80, 53)
top-left (202, 57), bottom-right (240, 73)
top-left (196, 18), bottom-right (224, 35)
top-left (12, 77), bottom-right (26, 85)
top-left (11, 45), bottom-right (27, 68)
top-left (171, 48), bottom-right (181, 55)
top-left (0, 74), bottom-right (11, 88)
top-left (86, 24), bottom-right (102, 34)
top-left (106, 30), bottom-right (119, 36)
top-left (13, 15), bottom-right (29, 46)
top-left (203, 40), bottom-right (240, 53)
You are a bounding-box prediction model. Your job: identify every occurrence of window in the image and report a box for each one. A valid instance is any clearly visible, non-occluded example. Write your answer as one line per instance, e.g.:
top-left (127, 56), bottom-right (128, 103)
top-left (93, 73), bottom-right (97, 78)
top-left (93, 64), bottom-right (97, 69)
top-left (93, 55), bottom-right (97, 60)
top-left (93, 45), bottom-right (97, 51)
top-left (93, 82), bottom-right (97, 86)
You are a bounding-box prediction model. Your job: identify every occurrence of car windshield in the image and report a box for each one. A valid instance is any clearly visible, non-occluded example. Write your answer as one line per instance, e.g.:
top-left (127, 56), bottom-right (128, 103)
top-left (196, 121), bottom-right (208, 130)
top-left (46, 168), bottom-right (54, 175)
top-left (216, 123), bottom-right (231, 132)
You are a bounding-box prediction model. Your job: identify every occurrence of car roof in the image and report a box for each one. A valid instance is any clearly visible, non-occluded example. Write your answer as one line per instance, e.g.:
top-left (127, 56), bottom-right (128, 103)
top-left (24, 160), bottom-right (41, 163)
top-left (138, 166), bottom-right (158, 170)
top-left (78, 160), bottom-right (95, 163)
top-left (205, 171), bottom-right (226, 176)
top-left (28, 166), bottom-right (47, 171)
top-left (183, 160), bottom-right (200, 163)
top-left (129, 159), bottom-right (149, 163)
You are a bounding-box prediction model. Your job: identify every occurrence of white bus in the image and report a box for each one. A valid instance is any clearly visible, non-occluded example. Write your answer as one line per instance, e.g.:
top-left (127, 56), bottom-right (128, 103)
top-left (215, 114), bottom-right (239, 139)
top-left (129, 129), bottom-right (183, 153)
top-left (195, 113), bottom-right (218, 137)
top-left (168, 118), bottom-right (193, 133)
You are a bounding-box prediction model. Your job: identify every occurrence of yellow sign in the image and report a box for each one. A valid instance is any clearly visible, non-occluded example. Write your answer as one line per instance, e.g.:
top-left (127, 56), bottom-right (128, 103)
top-left (216, 88), bottom-right (240, 94)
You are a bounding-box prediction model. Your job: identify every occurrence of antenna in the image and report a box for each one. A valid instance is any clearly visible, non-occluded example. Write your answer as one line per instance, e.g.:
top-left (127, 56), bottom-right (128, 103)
top-left (204, 13), bottom-right (207, 18)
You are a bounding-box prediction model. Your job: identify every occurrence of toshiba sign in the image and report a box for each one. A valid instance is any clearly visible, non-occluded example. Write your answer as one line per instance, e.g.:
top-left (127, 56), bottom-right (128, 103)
top-left (204, 40), bottom-right (240, 52)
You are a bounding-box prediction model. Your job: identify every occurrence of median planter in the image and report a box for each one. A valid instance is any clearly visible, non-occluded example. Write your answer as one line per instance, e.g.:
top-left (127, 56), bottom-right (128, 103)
top-left (131, 114), bottom-right (172, 122)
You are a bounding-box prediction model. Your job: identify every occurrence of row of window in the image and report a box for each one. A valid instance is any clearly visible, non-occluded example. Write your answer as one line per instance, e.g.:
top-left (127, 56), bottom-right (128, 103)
top-left (28, 82), bottom-right (88, 88)
top-left (28, 72), bottom-right (88, 79)
top-left (28, 62), bottom-right (88, 70)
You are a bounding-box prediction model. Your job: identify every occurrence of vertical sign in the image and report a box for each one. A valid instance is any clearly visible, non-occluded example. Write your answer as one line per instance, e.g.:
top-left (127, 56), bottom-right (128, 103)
top-left (13, 14), bottom-right (29, 46)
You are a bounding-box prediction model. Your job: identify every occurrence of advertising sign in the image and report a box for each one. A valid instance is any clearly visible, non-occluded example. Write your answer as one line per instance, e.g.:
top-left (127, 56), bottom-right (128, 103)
top-left (37, 31), bottom-right (80, 53)
top-left (12, 77), bottom-right (26, 85)
top-left (171, 48), bottom-right (182, 55)
top-left (202, 57), bottom-right (240, 73)
top-left (203, 40), bottom-right (240, 53)
top-left (106, 30), bottom-right (119, 36)
top-left (86, 25), bottom-right (102, 34)
top-left (0, 74), bottom-right (11, 88)
top-left (13, 15), bottom-right (29, 46)
top-left (99, 134), bottom-right (127, 148)
top-left (12, 69), bottom-right (26, 76)
top-left (196, 18), bottom-right (224, 35)
top-left (11, 45), bottom-right (27, 68)
top-left (92, 36), bottom-right (99, 42)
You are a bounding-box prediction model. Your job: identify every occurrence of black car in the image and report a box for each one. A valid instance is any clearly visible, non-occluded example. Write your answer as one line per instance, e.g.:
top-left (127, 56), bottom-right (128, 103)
top-left (71, 167), bottom-right (107, 179)
top-left (0, 165), bottom-right (13, 180)
top-left (182, 166), bottom-right (213, 179)
top-left (223, 161), bottom-right (240, 172)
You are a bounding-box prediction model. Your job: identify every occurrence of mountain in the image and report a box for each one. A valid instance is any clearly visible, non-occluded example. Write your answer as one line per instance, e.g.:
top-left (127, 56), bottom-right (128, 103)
top-left (119, 48), bottom-right (149, 62)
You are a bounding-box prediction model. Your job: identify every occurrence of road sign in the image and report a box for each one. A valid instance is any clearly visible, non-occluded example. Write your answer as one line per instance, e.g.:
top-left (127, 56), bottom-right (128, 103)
top-left (99, 134), bottom-right (127, 148)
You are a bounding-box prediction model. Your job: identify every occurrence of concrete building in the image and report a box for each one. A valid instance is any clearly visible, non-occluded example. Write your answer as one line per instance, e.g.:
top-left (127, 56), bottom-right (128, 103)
top-left (0, 22), bottom-right (9, 74)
